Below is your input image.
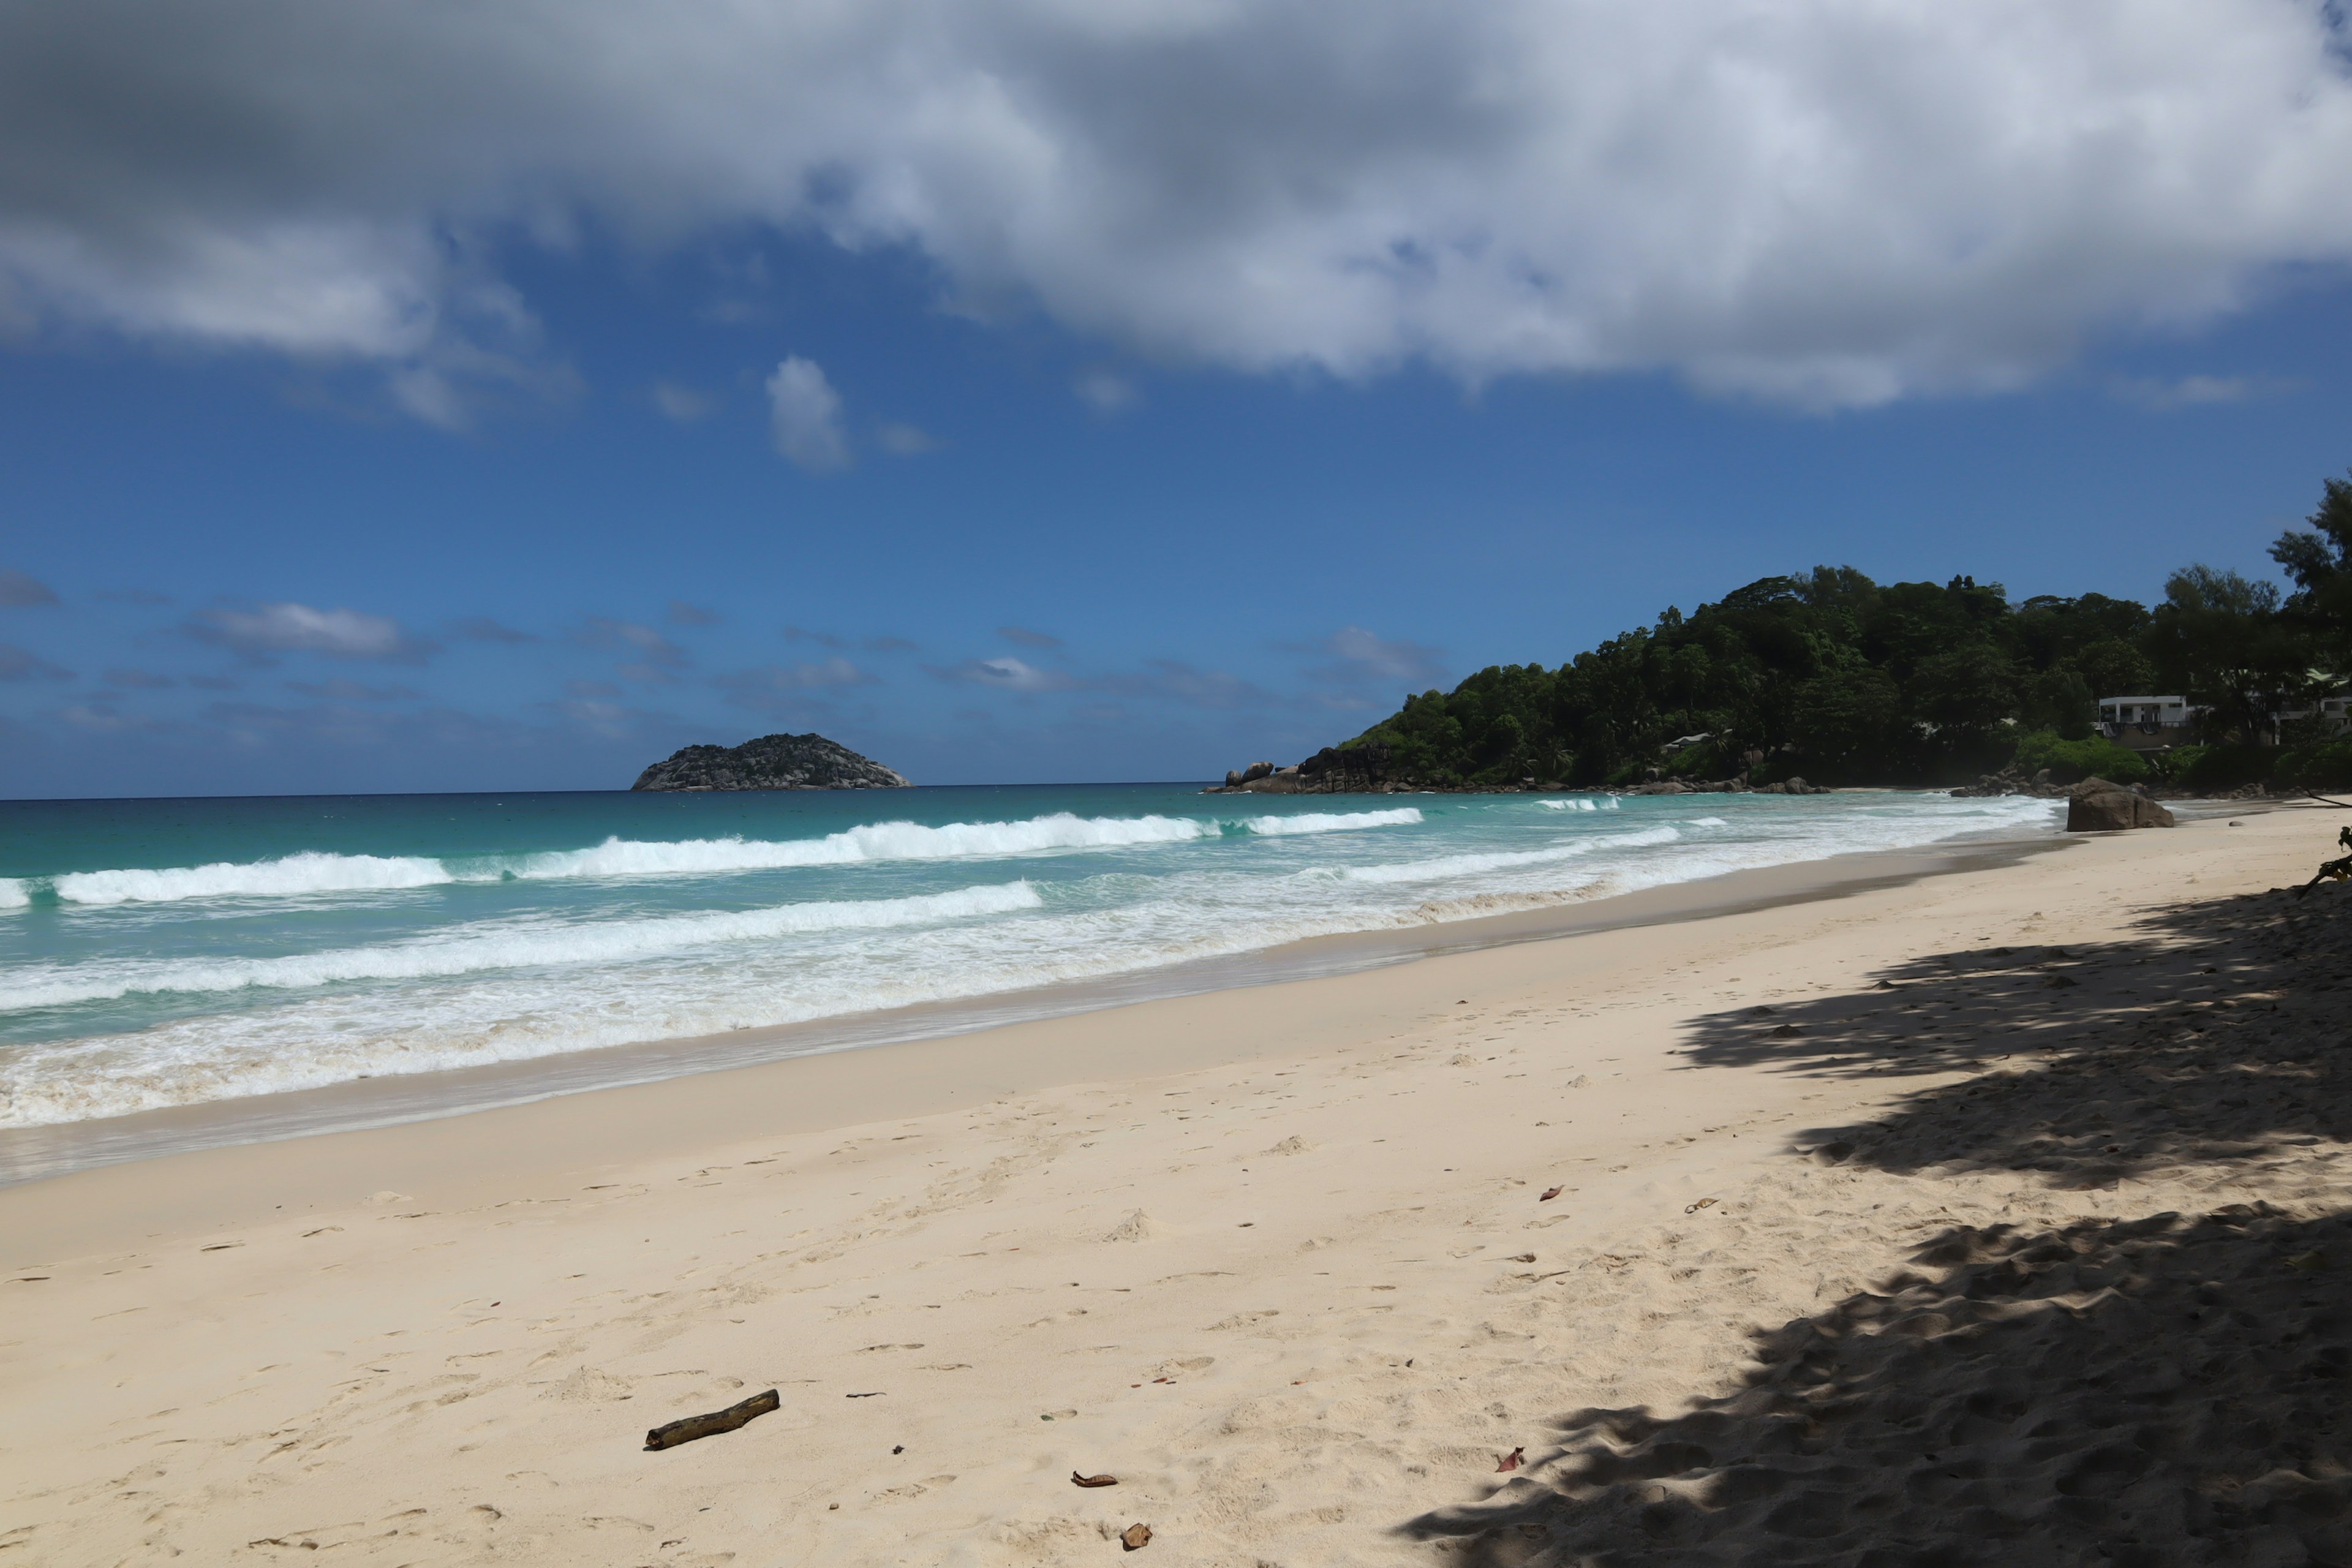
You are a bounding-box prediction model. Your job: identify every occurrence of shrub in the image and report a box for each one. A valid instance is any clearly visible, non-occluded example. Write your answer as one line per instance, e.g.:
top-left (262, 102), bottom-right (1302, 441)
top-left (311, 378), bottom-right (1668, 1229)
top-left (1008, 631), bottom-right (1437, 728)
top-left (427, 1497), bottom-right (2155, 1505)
top-left (2011, 729), bottom-right (2150, 785)
top-left (2173, 743), bottom-right (2276, 791)
top-left (2272, 739), bottom-right (2352, 791)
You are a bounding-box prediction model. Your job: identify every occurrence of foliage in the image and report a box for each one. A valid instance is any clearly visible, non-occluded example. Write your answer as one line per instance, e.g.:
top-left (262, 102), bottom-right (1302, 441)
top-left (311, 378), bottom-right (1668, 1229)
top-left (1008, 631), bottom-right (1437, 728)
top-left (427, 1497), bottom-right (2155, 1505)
top-left (1316, 468), bottom-right (2352, 791)
top-left (2272, 739), bottom-right (2352, 791)
top-left (1338, 569), bottom-right (2121, 787)
top-left (2011, 729), bottom-right (2150, 785)
top-left (2170, 744), bottom-right (2277, 791)
top-left (2270, 469), bottom-right (2352, 680)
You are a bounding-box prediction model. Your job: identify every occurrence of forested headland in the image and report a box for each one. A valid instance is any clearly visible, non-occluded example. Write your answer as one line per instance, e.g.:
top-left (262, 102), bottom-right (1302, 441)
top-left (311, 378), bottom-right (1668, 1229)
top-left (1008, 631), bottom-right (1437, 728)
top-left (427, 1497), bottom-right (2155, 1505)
top-left (1299, 469), bottom-right (2352, 794)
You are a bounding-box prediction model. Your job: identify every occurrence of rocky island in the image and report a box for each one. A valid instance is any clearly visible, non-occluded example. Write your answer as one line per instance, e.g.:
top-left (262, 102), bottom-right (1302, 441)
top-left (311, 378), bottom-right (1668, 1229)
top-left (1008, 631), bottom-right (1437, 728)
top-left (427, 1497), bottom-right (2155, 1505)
top-left (631, 732), bottom-right (911, 791)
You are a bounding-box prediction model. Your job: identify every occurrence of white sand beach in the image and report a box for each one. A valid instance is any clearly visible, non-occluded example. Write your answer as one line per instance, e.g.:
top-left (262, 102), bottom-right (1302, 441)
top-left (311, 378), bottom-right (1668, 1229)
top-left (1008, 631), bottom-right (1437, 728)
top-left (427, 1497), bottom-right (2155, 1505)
top-left (4, 805), bottom-right (2347, 1566)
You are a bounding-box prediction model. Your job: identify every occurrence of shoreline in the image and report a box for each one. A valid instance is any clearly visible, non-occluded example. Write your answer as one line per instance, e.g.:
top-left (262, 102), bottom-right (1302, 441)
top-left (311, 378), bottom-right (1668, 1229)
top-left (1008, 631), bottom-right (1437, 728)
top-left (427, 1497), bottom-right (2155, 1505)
top-left (2, 804), bottom-right (2342, 1566)
top-left (0, 824), bottom-right (2068, 1188)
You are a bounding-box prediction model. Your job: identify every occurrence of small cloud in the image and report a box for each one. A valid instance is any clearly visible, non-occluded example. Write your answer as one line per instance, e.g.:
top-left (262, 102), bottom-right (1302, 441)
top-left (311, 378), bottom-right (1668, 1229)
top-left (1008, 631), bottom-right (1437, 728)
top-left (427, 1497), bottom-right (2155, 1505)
top-left (875, 421), bottom-right (938, 455)
top-left (767, 355), bottom-right (850, 472)
top-left (566, 677), bottom-right (622, 698)
top-left (575, 617), bottom-right (688, 669)
top-left (190, 601), bottom-right (434, 662)
top-left (1106, 660), bottom-right (1273, 710)
top-left (1310, 625), bottom-right (1449, 686)
top-left (188, 674), bottom-right (241, 691)
top-left (0, 569), bottom-right (61, 606)
top-left (2108, 374), bottom-right (2292, 410)
top-left (717, 659), bottom-right (876, 710)
top-left (998, 625), bottom-right (1063, 650)
top-left (60, 701), bottom-right (149, 732)
top-left (667, 600), bottom-right (722, 627)
top-left (553, 696), bottom-right (631, 735)
top-left (929, 655), bottom-right (1078, 693)
top-left (789, 626), bottom-right (918, 653)
top-left (652, 379), bottom-right (717, 422)
top-left (0, 642), bottom-right (73, 681)
top-left (284, 678), bottom-right (421, 701)
top-left (448, 616), bottom-right (537, 644)
top-left (104, 667), bottom-right (176, 689)
top-left (1074, 370), bottom-right (1137, 413)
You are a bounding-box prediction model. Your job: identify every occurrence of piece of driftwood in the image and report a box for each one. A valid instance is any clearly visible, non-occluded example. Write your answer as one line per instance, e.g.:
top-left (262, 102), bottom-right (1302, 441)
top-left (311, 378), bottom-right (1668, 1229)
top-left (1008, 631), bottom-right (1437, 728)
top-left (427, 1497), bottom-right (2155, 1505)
top-left (1072, 1471), bottom-right (1118, 1487)
top-left (644, 1389), bottom-right (780, 1451)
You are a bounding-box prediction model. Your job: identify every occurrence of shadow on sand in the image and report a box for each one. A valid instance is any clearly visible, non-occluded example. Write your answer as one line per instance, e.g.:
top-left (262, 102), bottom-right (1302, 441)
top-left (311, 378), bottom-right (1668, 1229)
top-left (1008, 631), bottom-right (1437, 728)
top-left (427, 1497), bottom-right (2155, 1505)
top-left (1400, 878), bottom-right (2352, 1566)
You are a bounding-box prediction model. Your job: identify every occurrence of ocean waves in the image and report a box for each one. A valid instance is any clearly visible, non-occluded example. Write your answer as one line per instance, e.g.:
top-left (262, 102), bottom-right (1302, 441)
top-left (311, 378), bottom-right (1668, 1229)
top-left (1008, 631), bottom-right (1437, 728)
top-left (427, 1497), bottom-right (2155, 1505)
top-left (47, 852), bottom-right (454, 907)
top-left (4, 809), bottom-right (1430, 909)
top-left (1341, 826), bottom-right (1683, 884)
top-left (0, 786), bottom-right (2070, 1134)
top-left (0, 881), bottom-right (1041, 1011)
top-left (1239, 807), bottom-right (1421, 836)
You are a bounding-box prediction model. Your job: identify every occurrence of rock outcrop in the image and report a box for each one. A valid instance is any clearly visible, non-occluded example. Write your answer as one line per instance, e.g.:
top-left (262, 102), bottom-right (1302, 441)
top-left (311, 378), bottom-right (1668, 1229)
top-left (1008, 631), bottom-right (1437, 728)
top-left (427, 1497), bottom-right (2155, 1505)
top-left (631, 733), bottom-right (911, 792)
top-left (2065, 776), bottom-right (2176, 832)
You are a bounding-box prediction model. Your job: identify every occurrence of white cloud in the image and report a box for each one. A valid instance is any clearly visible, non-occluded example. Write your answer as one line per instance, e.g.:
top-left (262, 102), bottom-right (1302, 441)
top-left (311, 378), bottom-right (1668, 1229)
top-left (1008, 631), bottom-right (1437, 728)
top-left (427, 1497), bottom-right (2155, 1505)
top-left (1074, 371), bottom-right (1137, 413)
top-left (875, 421), bottom-right (937, 454)
top-left (284, 677), bottom-right (421, 701)
top-left (2108, 372), bottom-right (2293, 409)
top-left (189, 601), bottom-right (430, 662)
top-left (0, 4), bottom-right (2347, 409)
top-left (1316, 626), bottom-right (1447, 686)
top-left (448, 615), bottom-right (537, 643)
top-left (575, 616), bottom-right (687, 668)
top-left (766, 356), bottom-right (850, 470)
top-left (652, 379), bottom-right (716, 421)
top-left (931, 655), bottom-right (1077, 692)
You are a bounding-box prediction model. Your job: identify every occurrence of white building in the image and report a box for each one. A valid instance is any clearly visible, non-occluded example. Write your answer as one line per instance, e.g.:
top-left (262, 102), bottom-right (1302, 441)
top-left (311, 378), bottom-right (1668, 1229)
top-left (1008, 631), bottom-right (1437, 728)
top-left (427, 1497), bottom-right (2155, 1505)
top-left (2095, 695), bottom-right (2198, 751)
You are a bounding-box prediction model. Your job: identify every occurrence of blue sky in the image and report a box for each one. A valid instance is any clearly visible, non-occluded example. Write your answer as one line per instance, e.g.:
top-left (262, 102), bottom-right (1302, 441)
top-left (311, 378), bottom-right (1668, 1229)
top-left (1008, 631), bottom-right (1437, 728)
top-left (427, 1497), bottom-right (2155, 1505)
top-left (4, 2), bottom-right (2351, 797)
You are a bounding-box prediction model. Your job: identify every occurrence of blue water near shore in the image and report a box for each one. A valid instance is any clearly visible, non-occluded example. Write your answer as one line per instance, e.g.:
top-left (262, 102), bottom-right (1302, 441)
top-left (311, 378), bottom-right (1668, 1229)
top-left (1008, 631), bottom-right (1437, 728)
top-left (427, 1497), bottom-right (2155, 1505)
top-left (0, 785), bottom-right (2060, 1129)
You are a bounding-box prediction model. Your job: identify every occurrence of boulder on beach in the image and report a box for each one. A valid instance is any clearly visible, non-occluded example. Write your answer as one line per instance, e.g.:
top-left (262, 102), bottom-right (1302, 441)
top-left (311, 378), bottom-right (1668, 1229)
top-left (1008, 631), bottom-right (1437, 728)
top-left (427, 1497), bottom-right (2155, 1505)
top-left (2066, 776), bottom-right (2176, 831)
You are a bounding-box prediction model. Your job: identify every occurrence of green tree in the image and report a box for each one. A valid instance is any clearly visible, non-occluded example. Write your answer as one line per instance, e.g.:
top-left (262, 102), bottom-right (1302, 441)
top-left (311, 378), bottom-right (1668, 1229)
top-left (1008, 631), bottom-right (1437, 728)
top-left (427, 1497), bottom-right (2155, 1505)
top-left (2147, 565), bottom-right (2310, 744)
top-left (2269, 469), bottom-right (2352, 679)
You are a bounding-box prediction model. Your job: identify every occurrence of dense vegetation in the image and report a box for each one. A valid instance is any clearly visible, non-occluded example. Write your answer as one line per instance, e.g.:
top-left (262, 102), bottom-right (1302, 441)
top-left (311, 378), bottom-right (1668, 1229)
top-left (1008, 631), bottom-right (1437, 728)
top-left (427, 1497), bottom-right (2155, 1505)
top-left (1321, 469), bottom-right (2352, 791)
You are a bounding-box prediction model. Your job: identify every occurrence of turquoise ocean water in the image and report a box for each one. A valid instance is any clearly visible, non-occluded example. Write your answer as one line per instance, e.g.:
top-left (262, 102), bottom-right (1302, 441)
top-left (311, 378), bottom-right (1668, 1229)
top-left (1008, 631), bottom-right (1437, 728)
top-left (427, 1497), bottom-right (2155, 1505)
top-left (0, 784), bottom-right (2062, 1135)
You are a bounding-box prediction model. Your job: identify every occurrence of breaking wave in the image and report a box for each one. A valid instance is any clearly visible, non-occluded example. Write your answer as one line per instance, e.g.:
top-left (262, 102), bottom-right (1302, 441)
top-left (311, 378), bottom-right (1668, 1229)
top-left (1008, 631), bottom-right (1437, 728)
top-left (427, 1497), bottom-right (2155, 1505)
top-left (22, 809), bottom-right (1434, 907)
top-left (0, 881), bottom-right (1042, 1010)
top-left (51, 853), bottom-right (453, 906)
top-left (1239, 807), bottom-right (1422, 836)
top-left (1341, 826), bottom-right (1683, 884)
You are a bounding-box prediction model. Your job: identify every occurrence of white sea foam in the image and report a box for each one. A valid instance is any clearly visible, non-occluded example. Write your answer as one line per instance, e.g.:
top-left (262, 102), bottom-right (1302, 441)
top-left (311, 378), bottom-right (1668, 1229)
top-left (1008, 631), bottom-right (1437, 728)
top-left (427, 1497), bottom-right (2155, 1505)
top-left (29, 813), bottom-right (1222, 908)
top-left (505, 813), bottom-right (1211, 880)
top-left (1539, 798), bottom-right (1602, 812)
top-left (52, 852), bottom-right (454, 905)
top-left (0, 791), bottom-right (2069, 1131)
top-left (1340, 826), bottom-right (1683, 884)
top-left (1239, 807), bottom-right (1422, 836)
top-left (0, 881), bottom-right (1041, 1011)
top-left (0, 879), bottom-right (28, 910)
top-left (1690, 816), bottom-right (1729, 826)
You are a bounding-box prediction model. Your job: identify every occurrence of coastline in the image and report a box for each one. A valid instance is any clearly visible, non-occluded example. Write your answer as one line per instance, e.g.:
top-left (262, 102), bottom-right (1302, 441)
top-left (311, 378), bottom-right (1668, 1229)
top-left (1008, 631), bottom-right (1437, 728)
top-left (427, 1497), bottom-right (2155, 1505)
top-left (5, 803), bottom-right (2342, 1566)
top-left (0, 823), bottom-right (2068, 1188)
